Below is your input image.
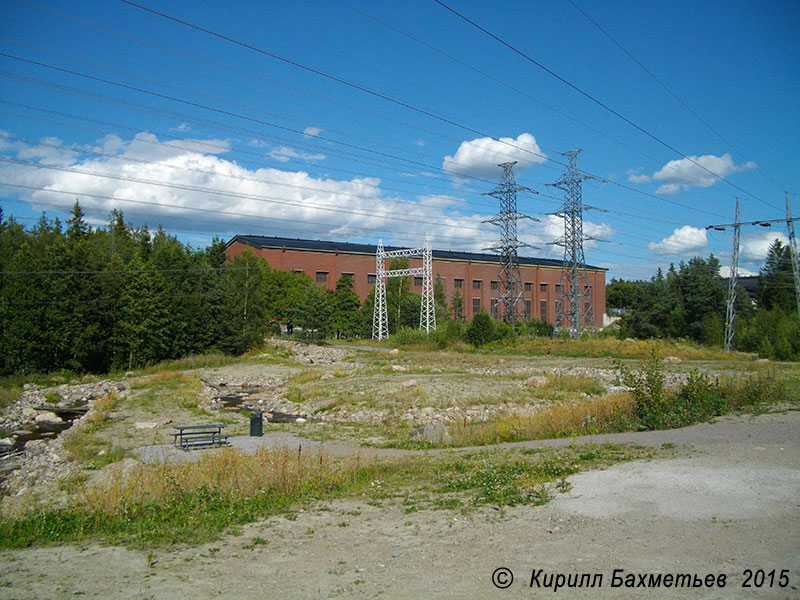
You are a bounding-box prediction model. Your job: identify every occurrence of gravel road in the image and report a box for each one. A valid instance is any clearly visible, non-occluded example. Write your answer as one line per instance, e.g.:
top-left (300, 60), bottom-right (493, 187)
top-left (2, 410), bottom-right (799, 599)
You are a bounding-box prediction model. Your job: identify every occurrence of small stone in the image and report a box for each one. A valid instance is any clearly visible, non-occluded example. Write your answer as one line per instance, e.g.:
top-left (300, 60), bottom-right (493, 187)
top-left (389, 348), bottom-right (400, 355)
top-left (402, 379), bottom-right (418, 388)
top-left (755, 358), bottom-right (770, 364)
top-left (132, 418), bottom-right (171, 430)
top-left (124, 371), bottom-right (135, 378)
top-left (663, 356), bottom-right (681, 363)
top-left (21, 407), bottom-right (38, 422)
top-left (0, 438), bottom-right (14, 447)
top-left (295, 418), bottom-right (307, 424)
top-left (321, 373), bottom-right (334, 380)
top-left (105, 412), bottom-right (125, 420)
top-left (391, 365), bottom-right (408, 372)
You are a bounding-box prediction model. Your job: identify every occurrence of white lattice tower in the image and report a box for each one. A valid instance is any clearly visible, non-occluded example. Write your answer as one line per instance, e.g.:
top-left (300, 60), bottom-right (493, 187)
top-left (725, 198), bottom-right (740, 352)
top-left (420, 235), bottom-right (436, 332)
top-left (371, 235), bottom-right (436, 340)
top-left (372, 240), bottom-right (388, 340)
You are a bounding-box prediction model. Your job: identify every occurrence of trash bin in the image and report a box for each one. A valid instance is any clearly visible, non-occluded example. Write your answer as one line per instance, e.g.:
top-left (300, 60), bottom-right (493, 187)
top-left (250, 411), bottom-right (263, 437)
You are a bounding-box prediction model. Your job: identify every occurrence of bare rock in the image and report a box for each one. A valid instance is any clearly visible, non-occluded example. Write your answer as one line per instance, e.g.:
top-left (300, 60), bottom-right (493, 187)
top-left (35, 411), bottom-right (63, 425)
top-left (133, 417), bottom-right (172, 430)
top-left (410, 423), bottom-right (450, 445)
top-left (524, 376), bottom-right (550, 388)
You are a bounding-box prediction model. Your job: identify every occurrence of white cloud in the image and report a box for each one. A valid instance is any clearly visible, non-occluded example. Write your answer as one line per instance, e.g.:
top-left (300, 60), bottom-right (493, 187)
top-left (268, 146), bottom-right (326, 163)
top-left (626, 169), bottom-right (650, 183)
top-left (647, 153), bottom-right (755, 195)
top-left (413, 139), bottom-right (426, 147)
top-left (303, 126), bottom-right (322, 137)
top-left (0, 131), bottom-right (508, 250)
top-left (648, 225), bottom-right (708, 255)
top-left (442, 133), bottom-right (547, 178)
top-left (740, 231), bottom-right (789, 262)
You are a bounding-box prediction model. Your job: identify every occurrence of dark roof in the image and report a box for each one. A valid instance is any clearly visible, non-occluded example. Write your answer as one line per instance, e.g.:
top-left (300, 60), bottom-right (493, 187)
top-left (226, 235), bottom-right (607, 271)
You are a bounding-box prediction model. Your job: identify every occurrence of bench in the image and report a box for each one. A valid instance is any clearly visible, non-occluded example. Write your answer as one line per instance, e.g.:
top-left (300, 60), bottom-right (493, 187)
top-left (171, 424), bottom-right (230, 451)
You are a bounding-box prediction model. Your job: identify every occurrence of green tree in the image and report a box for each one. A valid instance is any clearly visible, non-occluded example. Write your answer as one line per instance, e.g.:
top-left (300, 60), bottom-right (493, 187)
top-left (757, 239), bottom-right (796, 312)
top-left (293, 283), bottom-right (332, 339)
top-left (218, 248), bottom-right (271, 354)
top-left (329, 274), bottom-right (362, 339)
top-left (451, 288), bottom-right (464, 321)
top-left (465, 310), bottom-right (496, 347)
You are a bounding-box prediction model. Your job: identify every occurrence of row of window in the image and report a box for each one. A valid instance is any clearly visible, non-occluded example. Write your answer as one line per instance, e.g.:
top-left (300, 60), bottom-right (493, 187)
top-left (305, 271), bottom-right (584, 294)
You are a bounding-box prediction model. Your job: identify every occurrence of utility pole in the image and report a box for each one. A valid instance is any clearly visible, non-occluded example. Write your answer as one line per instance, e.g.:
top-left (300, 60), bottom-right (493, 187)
top-left (706, 200), bottom-right (800, 350)
top-left (724, 198), bottom-right (740, 352)
top-left (787, 192), bottom-right (800, 319)
top-left (550, 150), bottom-right (596, 338)
top-left (483, 162), bottom-right (538, 322)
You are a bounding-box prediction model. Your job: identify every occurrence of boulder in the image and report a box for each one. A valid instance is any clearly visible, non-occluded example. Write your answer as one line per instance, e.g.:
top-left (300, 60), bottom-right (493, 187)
top-left (410, 423), bottom-right (450, 445)
top-left (35, 411), bottom-right (63, 425)
top-left (524, 376), bottom-right (550, 388)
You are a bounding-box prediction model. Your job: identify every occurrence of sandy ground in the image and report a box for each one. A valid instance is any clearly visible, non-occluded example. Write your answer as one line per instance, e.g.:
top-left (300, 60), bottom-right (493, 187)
top-left (1, 411), bottom-right (799, 599)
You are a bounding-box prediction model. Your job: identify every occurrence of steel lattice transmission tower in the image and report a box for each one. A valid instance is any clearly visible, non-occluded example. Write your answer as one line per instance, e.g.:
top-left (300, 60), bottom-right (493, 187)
top-left (550, 150), bottom-right (596, 338)
top-left (724, 198), bottom-right (741, 352)
top-left (372, 235), bottom-right (435, 340)
top-left (483, 162), bottom-right (538, 322)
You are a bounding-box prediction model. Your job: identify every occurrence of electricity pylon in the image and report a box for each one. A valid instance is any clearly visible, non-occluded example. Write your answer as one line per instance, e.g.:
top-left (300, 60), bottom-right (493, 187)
top-left (483, 162), bottom-right (538, 322)
top-left (724, 198), bottom-right (740, 351)
top-left (550, 150), bottom-right (596, 338)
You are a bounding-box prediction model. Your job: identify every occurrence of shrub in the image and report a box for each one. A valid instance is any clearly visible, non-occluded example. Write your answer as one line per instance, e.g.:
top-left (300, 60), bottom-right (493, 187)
top-left (465, 311), bottom-right (496, 348)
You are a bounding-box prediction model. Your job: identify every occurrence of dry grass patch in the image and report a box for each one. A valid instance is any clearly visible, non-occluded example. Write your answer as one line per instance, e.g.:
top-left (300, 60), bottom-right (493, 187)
top-left (448, 391), bottom-right (637, 447)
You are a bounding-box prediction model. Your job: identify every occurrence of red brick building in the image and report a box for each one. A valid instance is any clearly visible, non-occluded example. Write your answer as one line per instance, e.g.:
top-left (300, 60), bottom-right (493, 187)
top-left (225, 235), bottom-right (607, 325)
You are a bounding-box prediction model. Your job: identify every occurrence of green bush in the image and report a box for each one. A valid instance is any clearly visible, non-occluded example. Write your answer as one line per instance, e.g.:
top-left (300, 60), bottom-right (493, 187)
top-left (465, 311), bottom-right (496, 348)
top-left (392, 326), bottom-right (429, 346)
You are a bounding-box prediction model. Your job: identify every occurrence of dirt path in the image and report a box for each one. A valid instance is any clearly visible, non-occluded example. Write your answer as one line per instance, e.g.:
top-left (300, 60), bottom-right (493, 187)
top-left (2, 411), bottom-right (799, 599)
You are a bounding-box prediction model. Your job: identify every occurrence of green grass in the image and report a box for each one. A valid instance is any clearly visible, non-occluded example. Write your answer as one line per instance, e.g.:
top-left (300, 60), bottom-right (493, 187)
top-left (0, 443), bottom-right (654, 549)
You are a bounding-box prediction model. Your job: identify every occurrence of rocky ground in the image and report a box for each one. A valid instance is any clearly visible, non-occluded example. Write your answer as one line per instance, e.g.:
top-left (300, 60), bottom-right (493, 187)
top-left (0, 342), bottom-right (798, 598)
top-left (0, 411), bottom-right (798, 599)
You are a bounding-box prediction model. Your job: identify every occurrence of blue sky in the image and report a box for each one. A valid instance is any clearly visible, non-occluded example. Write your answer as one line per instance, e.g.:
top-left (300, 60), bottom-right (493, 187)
top-left (1, 0), bottom-right (798, 280)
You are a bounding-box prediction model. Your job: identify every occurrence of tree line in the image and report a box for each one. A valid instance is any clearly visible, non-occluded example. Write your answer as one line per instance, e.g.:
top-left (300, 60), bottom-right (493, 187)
top-left (0, 203), bottom-right (466, 375)
top-left (607, 242), bottom-right (800, 360)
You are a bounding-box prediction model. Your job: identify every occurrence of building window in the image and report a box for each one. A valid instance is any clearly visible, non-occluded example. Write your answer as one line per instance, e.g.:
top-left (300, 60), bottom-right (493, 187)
top-left (555, 284), bottom-right (562, 292)
top-left (367, 273), bottom-right (376, 284)
top-left (539, 300), bottom-right (547, 322)
top-left (524, 300), bottom-right (532, 316)
top-left (316, 271), bottom-right (328, 283)
top-left (472, 298), bottom-right (481, 314)
top-left (454, 278), bottom-right (464, 289)
top-left (490, 280), bottom-right (499, 290)
top-left (472, 280), bottom-right (482, 289)
top-left (414, 276), bottom-right (423, 286)
top-left (540, 283), bottom-right (548, 293)
top-left (341, 272), bottom-right (355, 280)
top-left (524, 282), bottom-right (532, 291)
top-left (491, 298), bottom-right (499, 318)
top-left (293, 269), bottom-right (304, 276)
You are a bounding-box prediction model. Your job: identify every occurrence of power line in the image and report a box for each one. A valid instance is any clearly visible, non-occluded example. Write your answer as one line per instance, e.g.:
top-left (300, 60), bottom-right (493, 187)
top-left (565, 0), bottom-right (786, 196)
top-left (432, 0), bottom-right (775, 210)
